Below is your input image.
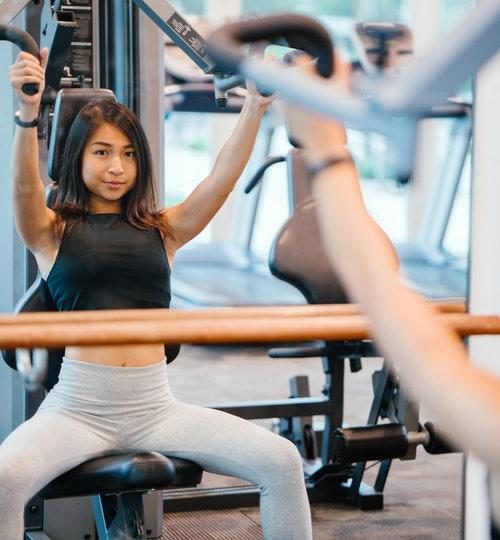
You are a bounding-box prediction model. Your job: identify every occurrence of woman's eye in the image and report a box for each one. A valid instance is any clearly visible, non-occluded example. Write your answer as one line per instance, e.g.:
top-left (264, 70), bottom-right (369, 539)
top-left (94, 149), bottom-right (107, 156)
top-left (125, 151), bottom-right (137, 158)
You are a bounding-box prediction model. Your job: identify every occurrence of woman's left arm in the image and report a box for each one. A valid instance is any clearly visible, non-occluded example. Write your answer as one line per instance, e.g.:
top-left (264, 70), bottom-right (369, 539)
top-left (165, 88), bottom-right (273, 249)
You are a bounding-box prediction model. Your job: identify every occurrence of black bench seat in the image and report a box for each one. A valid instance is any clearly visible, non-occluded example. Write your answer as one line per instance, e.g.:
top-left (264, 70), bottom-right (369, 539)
top-left (38, 452), bottom-right (203, 499)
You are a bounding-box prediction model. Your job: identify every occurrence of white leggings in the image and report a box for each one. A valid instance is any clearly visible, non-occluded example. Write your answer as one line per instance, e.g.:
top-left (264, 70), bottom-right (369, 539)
top-left (0, 357), bottom-right (312, 540)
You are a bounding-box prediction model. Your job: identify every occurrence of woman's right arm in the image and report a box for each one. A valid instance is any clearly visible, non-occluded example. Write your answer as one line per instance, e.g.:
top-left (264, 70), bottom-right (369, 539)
top-left (9, 48), bottom-right (56, 253)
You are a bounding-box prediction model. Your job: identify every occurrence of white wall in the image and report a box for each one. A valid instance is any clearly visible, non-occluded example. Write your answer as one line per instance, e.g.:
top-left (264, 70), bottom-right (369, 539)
top-left (466, 31), bottom-right (500, 540)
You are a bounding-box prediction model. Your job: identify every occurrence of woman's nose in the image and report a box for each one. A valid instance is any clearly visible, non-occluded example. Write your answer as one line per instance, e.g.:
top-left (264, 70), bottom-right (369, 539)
top-left (108, 155), bottom-right (125, 174)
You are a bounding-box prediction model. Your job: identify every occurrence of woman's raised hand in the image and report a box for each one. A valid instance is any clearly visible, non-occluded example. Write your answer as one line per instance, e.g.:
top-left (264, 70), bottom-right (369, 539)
top-left (244, 76), bottom-right (276, 114)
top-left (9, 47), bottom-right (48, 109)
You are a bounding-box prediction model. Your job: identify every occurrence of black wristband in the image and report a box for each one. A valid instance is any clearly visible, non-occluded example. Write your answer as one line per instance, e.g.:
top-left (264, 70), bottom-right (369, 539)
top-left (14, 110), bottom-right (40, 128)
top-left (308, 154), bottom-right (353, 179)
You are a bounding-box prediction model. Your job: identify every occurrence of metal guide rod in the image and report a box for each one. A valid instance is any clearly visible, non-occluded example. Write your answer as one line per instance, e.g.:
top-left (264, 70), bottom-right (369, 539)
top-left (0, 299), bottom-right (466, 326)
top-left (131, 0), bottom-right (216, 73)
top-left (0, 313), bottom-right (497, 348)
top-left (0, 0), bottom-right (31, 25)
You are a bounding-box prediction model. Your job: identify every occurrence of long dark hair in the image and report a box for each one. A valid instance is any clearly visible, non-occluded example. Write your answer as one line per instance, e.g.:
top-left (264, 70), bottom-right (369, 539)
top-left (52, 99), bottom-right (170, 236)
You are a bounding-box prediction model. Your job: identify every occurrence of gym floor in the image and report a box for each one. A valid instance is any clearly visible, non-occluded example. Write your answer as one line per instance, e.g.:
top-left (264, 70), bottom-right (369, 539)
top-left (159, 345), bottom-right (462, 539)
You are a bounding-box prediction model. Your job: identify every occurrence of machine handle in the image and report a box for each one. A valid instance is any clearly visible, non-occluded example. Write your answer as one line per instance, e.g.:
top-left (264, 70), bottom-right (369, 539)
top-left (0, 24), bottom-right (40, 95)
top-left (244, 156), bottom-right (286, 194)
top-left (207, 14), bottom-right (335, 79)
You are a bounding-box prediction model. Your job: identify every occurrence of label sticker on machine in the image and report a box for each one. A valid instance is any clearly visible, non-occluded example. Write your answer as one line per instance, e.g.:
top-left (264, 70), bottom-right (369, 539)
top-left (71, 10), bottom-right (92, 43)
top-left (68, 45), bottom-right (92, 79)
top-left (166, 13), bottom-right (208, 62)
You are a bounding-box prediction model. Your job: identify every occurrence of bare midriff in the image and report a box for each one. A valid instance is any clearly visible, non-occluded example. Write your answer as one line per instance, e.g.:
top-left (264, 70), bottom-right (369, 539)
top-left (65, 343), bottom-right (166, 367)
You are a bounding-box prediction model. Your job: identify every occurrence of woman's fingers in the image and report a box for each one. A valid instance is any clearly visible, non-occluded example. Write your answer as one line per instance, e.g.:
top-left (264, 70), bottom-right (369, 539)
top-left (39, 47), bottom-right (49, 70)
top-left (11, 50), bottom-right (46, 75)
top-left (9, 49), bottom-right (47, 100)
top-left (10, 64), bottom-right (44, 78)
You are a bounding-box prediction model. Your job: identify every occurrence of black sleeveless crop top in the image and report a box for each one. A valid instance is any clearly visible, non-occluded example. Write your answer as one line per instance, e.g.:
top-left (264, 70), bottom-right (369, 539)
top-left (46, 214), bottom-right (171, 311)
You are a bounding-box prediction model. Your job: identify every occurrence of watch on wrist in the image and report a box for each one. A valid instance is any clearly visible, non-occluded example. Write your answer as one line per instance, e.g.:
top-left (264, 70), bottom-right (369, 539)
top-left (14, 110), bottom-right (40, 128)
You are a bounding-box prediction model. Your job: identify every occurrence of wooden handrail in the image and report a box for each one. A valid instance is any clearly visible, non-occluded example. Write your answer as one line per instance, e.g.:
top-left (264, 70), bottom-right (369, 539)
top-left (0, 312), bottom-right (497, 349)
top-left (0, 299), bottom-right (466, 326)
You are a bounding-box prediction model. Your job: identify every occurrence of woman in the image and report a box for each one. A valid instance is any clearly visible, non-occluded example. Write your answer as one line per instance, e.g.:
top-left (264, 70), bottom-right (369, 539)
top-left (0, 48), bottom-right (313, 540)
top-left (283, 56), bottom-right (500, 535)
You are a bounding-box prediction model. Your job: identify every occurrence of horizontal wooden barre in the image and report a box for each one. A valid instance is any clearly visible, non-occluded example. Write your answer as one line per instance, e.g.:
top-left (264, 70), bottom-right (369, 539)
top-left (0, 312), bottom-right (497, 349)
top-left (0, 299), bottom-right (466, 326)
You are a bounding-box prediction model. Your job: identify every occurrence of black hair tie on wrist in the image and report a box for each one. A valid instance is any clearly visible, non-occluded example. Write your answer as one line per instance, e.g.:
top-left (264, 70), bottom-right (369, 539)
top-left (14, 111), bottom-right (40, 128)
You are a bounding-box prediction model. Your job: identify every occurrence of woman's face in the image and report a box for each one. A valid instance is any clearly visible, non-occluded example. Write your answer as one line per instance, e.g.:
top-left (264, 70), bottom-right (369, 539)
top-left (81, 122), bottom-right (138, 213)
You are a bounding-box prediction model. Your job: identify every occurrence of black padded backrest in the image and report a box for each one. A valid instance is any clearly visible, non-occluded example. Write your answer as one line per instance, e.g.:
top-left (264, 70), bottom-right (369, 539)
top-left (269, 198), bottom-right (348, 305)
top-left (270, 148), bottom-right (348, 304)
top-left (48, 88), bottom-right (117, 181)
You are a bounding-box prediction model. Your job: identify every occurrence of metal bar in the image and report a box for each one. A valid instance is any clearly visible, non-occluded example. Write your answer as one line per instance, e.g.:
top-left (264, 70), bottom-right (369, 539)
top-left (0, 0), bottom-right (31, 25)
top-left (131, 0), bottom-right (215, 73)
top-left (210, 396), bottom-right (331, 420)
top-left (162, 485), bottom-right (261, 512)
top-left (321, 355), bottom-right (345, 464)
top-left (91, 496), bottom-right (109, 540)
top-left (1, 299), bottom-right (466, 326)
top-left (0, 312), bottom-right (497, 348)
top-left (373, 459), bottom-right (392, 493)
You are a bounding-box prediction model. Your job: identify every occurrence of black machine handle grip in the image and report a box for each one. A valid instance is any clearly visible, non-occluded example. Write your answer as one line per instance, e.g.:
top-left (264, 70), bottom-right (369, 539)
top-left (0, 24), bottom-right (41, 96)
top-left (207, 14), bottom-right (335, 79)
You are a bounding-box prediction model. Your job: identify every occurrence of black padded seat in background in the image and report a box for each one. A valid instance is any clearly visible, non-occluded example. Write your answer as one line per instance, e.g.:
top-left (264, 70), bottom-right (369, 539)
top-left (270, 148), bottom-right (349, 305)
top-left (270, 198), bottom-right (348, 305)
